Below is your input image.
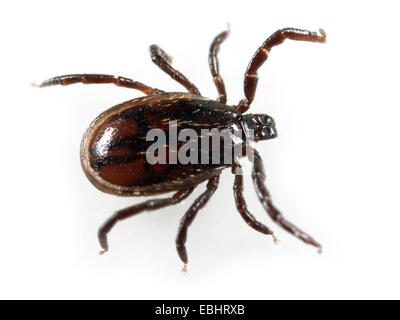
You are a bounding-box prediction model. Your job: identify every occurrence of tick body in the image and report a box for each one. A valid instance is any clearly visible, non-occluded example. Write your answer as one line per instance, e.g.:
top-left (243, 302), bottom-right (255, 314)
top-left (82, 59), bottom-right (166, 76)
top-left (39, 27), bottom-right (326, 269)
top-left (81, 93), bottom-right (239, 197)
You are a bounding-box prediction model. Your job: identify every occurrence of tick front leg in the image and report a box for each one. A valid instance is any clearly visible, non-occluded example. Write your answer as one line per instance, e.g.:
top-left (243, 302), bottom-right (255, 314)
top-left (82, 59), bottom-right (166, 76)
top-left (247, 146), bottom-right (322, 252)
top-left (37, 74), bottom-right (164, 95)
top-left (232, 163), bottom-right (277, 243)
top-left (98, 188), bottom-right (194, 255)
top-left (176, 174), bottom-right (220, 271)
top-left (150, 45), bottom-right (201, 95)
top-left (238, 28), bottom-right (326, 113)
top-left (209, 28), bottom-right (229, 104)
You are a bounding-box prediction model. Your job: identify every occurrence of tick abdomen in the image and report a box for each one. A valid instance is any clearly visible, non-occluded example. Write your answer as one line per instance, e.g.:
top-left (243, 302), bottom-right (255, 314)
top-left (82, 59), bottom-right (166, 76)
top-left (81, 92), bottom-right (240, 196)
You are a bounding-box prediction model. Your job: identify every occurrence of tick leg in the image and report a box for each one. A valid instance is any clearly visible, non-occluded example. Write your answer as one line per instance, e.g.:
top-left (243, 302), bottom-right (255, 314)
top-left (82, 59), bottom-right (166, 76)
top-left (98, 188), bottom-right (194, 254)
top-left (176, 174), bottom-right (220, 268)
top-left (150, 45), bottom-right (201, 95)
top-left (238, 28), bottom-right (326, 113)
top-left (209, 28), bottom-right (229, 104)
top-left (232, 162), bottom-right (277, 243)
top-left (247, 146), bottom-right (322, 251)
top-left (37, 74), bottom-right (164, 95)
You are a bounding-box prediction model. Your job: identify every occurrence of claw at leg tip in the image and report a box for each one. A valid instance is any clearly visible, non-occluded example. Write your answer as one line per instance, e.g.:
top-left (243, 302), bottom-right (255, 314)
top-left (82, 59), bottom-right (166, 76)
top-left (272, 234), bottom-right (279, 245)
top-left (181, 264), bottom-right (188, 274)
top-left (98, 249), bottom-right (108, 256)
top-left (31, 82), bottom-right (39, 87)
top-left (226, 22), bottom-right (231, 33)
top-left (318, 28), bottom-right (327, 42)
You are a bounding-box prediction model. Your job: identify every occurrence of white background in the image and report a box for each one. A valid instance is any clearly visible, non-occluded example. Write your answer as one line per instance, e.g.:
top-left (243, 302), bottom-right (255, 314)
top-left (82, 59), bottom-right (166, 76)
top-left (1, 0), bottom-right (399, 299)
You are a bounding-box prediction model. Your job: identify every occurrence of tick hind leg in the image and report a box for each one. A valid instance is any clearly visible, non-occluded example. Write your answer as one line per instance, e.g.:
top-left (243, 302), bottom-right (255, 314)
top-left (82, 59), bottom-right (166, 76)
top-left (36, 74), bottom-right (164, 95)
top-left (247, 146), bottom-right (322, 251)
top-left (238, 28), bottom-right (326, 113)
top-left (232, 162), bottom-right (277, 243)
top-left (98, 188), bottom-right (194, 255)
top-left (176, 174), bottom-right (220, 271)
top-left (209, 28), bottom-right (229, 104)
top-left (150, 45), bottom-right (201, 95)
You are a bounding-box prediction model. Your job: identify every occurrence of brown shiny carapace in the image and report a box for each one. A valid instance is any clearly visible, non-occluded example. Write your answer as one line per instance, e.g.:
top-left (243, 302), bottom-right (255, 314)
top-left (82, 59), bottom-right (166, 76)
top-left (38, 27), bottom-right (326, 270)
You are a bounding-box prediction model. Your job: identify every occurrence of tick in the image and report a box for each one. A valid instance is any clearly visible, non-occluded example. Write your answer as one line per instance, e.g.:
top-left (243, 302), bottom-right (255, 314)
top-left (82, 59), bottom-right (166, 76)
top-left (37, 27), bottom-right (326, 270)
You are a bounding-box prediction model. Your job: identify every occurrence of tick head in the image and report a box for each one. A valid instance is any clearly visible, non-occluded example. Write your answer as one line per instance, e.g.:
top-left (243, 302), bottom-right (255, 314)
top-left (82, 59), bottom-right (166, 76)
top-left (241, 114), bottom-right (277, 141)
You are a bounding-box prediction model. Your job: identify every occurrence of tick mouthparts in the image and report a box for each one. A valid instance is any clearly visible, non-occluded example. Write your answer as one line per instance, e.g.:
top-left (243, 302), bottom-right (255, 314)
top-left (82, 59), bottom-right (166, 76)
top-left (269, 127), bottom-right (278, 138)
